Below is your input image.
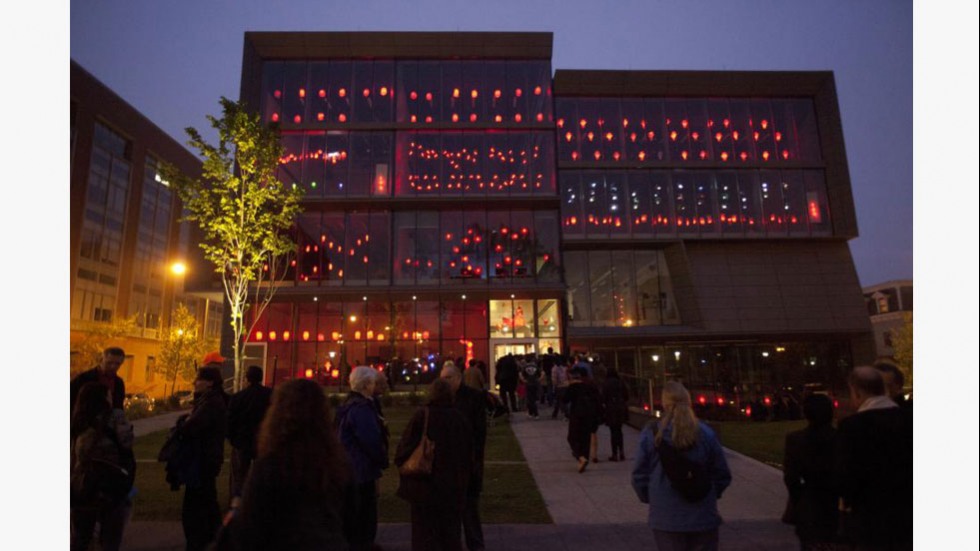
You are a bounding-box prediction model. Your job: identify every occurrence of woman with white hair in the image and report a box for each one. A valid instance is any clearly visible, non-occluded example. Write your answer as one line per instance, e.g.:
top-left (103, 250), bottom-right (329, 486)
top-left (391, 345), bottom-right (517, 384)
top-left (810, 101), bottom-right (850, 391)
top-left (336, 366), bottom-right (389, 551)
top-left (631, 381), bottom-right (732, 551)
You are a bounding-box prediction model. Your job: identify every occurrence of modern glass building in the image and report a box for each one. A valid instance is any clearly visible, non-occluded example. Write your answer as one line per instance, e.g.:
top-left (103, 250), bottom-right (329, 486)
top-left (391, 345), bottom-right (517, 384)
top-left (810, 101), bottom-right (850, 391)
top-left (230, 32), bottom-right (872, 405)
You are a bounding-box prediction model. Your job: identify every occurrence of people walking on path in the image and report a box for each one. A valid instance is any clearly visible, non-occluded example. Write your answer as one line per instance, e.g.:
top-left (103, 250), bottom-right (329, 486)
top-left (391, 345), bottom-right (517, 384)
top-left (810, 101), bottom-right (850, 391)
top-left (226, 365), bottom-right (272, 508)
top-left (550, 355), bottom-right (571, 420)
top-left (336, 366), bottom-right (390, 551)
top-left (230, 378), bottom-right (353, 550)
top-left (494, 353), bottom-right (520, 412)
top-left (519, 353), bottom-right (544, 419)
top-left (631, 381), bottom-right (732, 551)
top-left (395, 378), bottom-right (474, 551)
top-left (601, 368), bottom-right (630, 461)
top-left (783, 393), bottom-right (841, 550)
top-left (562, 367), bottom-right (602, 473)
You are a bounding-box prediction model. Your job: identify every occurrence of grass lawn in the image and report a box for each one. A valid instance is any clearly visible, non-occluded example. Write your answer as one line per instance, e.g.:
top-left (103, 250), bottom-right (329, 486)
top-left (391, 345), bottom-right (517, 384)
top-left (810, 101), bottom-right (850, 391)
top-left (131, 405), bottom-right (550, 524)
top-left (711, 420), bottom-right (807, 469)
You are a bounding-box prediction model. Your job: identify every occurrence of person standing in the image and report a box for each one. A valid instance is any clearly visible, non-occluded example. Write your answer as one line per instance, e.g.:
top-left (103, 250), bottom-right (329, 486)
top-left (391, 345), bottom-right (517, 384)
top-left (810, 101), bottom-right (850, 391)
top-left (71, 347), bottom-right (127, 412)
top-left (550, 356), bottom-right (571, 420)
top-left (175, 366), bottom-right (228, 551)
top-left (70, 383), bottom-right (135, 551)
top-left (631, 381), bottom-right (731, 551)
top-left (395, 378), bottom-right (474, 551)
top-left (230, 379), bottom-right (353, 550)
top-left (562, 367), bottom-right (602, 473)
top-left (226, 365), bottom-right (272, 508)
top-left (835, 366), bottom-right (913, 550)
top-left (601, 368), bottom-right (630, 461)
top-left (494, 353), bottom-right (519, 413)
top-left (440, 361), bottom-right (488, 551)
top-left (464, 359), bottom-right (487, 391)
top-left (540, 348), bottom-right (557, 407)
top-left (519, 353), bottom-right (543, 419)
top-left (336, 366), bottom-right (389, 551)
top-left (783, 393), bottom-right (840, 550)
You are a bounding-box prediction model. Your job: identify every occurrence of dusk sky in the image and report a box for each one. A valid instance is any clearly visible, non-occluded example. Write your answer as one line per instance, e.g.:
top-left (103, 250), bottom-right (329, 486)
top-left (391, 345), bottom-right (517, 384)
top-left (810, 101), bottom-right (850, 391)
top-left (70, 0), bottom-right (913, 286)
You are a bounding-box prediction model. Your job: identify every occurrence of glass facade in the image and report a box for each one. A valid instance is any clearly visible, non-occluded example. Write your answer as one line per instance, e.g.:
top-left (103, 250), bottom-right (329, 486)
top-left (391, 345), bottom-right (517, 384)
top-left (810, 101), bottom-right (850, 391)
top-left (560, 169), bottom-right (831, 238)
top-left (556, 97), bottom-right (820, 164)
top-left (128, 157), bottom-right (174, 335)
top-left (242, 38), bottom-right (861, 397)
top-left (72, 122), bottom-right (131, 322)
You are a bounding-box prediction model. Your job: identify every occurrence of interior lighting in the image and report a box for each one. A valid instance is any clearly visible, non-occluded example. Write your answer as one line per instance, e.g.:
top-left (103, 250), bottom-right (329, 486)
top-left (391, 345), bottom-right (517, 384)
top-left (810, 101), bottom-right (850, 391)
top-left (534, 86), bottom-right (542, 95)
top-left (380, 87), bottom-right (389, 96)
top-left (271, 113), bottom-right (279, 122)
top-left (338, 88), bottom-right (347, 98)
top-left (273, 90), bottom-right (281, 99)
top-left (298, 88), bottom-right (306, 98)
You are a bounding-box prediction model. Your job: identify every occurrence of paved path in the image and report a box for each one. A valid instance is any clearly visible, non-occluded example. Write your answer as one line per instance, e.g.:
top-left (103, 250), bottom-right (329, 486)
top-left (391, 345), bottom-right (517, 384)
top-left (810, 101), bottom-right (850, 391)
top-left (123, 410), bottom-right (797, 550)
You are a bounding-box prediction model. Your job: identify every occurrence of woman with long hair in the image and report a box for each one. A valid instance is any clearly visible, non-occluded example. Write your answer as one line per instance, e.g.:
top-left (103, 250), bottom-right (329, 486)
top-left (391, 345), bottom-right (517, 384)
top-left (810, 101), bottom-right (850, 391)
top-left (70, 382), bottom-right (134, 551)
top-left (631, 381), bottom-right (732, 551)
top-left (231, 378), bottom-right (353, 550)
top-left (395, 378), bottom-right (474, 551)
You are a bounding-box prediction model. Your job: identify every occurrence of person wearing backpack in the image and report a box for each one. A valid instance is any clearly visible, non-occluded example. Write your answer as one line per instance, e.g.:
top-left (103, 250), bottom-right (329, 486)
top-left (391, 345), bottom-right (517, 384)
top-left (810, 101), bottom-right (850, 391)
top-left (631, 381), bottom-right (731, 550)
top-left (70, 382), bottom-right (136, 551)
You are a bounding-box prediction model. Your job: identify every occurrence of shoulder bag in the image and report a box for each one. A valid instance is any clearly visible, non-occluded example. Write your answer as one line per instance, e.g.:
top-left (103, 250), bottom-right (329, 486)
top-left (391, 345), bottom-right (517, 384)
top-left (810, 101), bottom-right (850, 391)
top-left (399, 407), bottom-right (435, 477)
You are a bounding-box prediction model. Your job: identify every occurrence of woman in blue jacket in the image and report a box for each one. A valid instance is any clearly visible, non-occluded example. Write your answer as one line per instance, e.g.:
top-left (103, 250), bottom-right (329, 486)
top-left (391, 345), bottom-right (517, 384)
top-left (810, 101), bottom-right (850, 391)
top-left (631, 381), bottom-right (732, 551)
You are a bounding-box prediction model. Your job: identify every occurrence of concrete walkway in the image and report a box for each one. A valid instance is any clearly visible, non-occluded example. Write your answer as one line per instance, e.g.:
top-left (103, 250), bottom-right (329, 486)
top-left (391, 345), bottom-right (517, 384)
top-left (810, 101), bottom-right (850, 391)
top-left (122, 410), bottom-right (797, 550)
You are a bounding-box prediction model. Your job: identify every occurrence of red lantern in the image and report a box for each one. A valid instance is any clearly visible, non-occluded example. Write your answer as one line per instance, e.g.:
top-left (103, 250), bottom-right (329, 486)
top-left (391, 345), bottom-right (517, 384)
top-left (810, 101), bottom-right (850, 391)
top-left (338, 88), bottom-right (347, 98)
top-left (298, 88), bottom-right (306, 98)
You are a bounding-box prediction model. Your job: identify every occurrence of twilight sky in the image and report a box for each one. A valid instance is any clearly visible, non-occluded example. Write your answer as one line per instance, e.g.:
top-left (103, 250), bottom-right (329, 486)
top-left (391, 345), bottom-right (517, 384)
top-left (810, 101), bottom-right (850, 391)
top-left (70, 0), bottom-right (913, 287)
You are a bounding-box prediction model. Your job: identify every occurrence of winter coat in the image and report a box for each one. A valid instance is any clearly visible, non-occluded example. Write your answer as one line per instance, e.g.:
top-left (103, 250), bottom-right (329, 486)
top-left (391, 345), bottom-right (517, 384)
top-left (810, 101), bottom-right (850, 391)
top-left (601, 377), bottom-right (630, 427)
top-left (783, 424), bottom-right (838, 542)
top-left (394, 404), bottom-right (473, 508)
top-left (631, 422), bottom-right (732, 532)
top-left (227, 383), bottom-right (273, 456)
top-left (336, 393), bottom-right (389, 484)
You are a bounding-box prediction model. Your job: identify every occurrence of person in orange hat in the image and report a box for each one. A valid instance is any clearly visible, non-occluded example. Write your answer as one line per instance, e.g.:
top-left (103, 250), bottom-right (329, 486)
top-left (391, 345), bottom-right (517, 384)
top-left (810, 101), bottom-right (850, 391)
top-left (202, 351), bottom-right (226, 366)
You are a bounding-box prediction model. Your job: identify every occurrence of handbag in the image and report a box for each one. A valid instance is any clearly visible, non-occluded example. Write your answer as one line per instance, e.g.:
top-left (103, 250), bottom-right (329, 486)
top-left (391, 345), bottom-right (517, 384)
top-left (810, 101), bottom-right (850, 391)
top-left (399, 407), bottom-right (435, 477)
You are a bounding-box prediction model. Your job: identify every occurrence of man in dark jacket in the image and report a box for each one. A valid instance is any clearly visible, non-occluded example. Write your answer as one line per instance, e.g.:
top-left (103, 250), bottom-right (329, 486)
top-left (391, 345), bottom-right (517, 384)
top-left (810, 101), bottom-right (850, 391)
top-left (226, 365), bottom-right (272, 507)
top-left (494, 353), bottom-right (519, 412)
top-left (71, 347), bottom-right (126, 412)
top-left (441, 361), bottom-right (487, 551)
top-left (176, 366), bottom-right (228, 551)
top-left (835, 366), bottom-right (913, 549)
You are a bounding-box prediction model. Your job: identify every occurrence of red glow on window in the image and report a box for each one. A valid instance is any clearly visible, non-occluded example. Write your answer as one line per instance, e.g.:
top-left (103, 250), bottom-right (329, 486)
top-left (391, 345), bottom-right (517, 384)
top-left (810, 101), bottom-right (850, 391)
top-left (764, 397), bottom-right (772, 406)
top-left (425, 116), bottom-right (433, 123)
top-left (723, 118), bottom-right (730, 128)
top-left (283, 331), bottom-right (290, 341)
top-left (692, 132), bottom-right (699, 140)
top-left (720, 152), bottom-right (729, 161)
top-left (681, 151), bottom-right (688, 160)
top-left (715, 132), bottom-right (723, 142)
top-left (271, 113), bottom-right (279, 122)
top-left (305, 368), bottom-right (314, 378)
top-left (557, 118), bottom-right (564, 128)
top-left (594, 150), bottom-right (602, 160)
top-left (515, 88), bottom-right (523, 97)
top-left (587, 131), bottom-right (595, 141)
top-left (579, 119), bottom-right (587, 129)
top-left (409, 91), bottom-right (418, 100)
top-left (733, 131), bottom-right (740, 141)
top-left (613, 151), bottom-right (621, 161)
top-left (452, 88), bottom-right (460, 98)
top-left (717, 397), bottom-right (725, 406)
top-left (534, 86), bottom-right (542, 95)
top-left (338, 114), bottom-right (347, 123)
top-left (739, 152), bottom-right (748, 161)
top-left (681, 119), bottom-right (689, 129)
top-left (605, 132), bottom-right (614, 141)
top-left (255, 331), bottom-right (263, 341)
top-left (452, 113), bottom-right (459, 122)
top-left (471, 89), bottom-right (478, 99)
top-left (331, 369), bottom-right (340, 379)
top-left (293, 115), bottom-right (301, 124)
top-left (338, 88), bottom-right (346, 98)
top-left (775, 132), bottom-right (782, 142)
top-left (302, 331), bottom-right (310, 341)
top-left (808, 200), bottom-right (822, 222)
top-left (317, 112), bottom-right (325, 121)
top-left (469, 114), bottom-right (477, 122)
top-left (638, 151), bottom-right (646, 161)
top-left (298, 88), bottom-right (306, 99)
top-left (670, 131), bottom-right (677, 141)
top-left (380, 86), bottom-right (389, 96)
top-left (698, 395), bottom-right (706, 405)
top-left (317, 333), bottom-right (325, 342)
top-left (782, 150), bottom-right (790, 159)
top-left (762, 151), bottom-right (770, 161)
top-left (761, 119), bottom-right (769, 130)
top-left (410, 115), bottom-right (417, 123)
top-left (362, 88), bottom-right (371, 98)
top-left (647, 131), bottom-right (655, 141)
top-left (269, 331), bottom-right (277, 341)
top-left (425, 92), bottom-right (433, 101)
top-left (273, 90), bottom-right (281, 99)
top-left (571, 151), bottom-right (579, 160)
top-left (514, 113), bottom-right (522, 122)
top-left (493, 89), bottom-right (502, 99)
top-left (745, 406), bottom-right (752, 417)
top-left (699, 150), bottom-right (707, 160)
top-left (494, 115), bottom-right (502, 123)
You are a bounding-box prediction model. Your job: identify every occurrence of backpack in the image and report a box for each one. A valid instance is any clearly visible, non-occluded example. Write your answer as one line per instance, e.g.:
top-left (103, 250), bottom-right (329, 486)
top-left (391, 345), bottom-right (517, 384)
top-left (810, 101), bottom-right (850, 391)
top-left (656, 438), bottom-right (712, 502)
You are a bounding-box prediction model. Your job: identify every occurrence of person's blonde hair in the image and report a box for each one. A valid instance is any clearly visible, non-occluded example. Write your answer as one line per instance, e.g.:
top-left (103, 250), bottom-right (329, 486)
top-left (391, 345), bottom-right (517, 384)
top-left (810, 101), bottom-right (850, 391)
top-left (655, 381), bottom-right (700, 449)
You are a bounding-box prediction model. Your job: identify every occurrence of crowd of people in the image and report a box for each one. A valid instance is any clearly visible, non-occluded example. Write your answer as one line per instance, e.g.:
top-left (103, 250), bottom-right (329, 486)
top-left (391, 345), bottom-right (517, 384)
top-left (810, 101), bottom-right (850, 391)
top-left (70, 347), bottom-right (912, 551)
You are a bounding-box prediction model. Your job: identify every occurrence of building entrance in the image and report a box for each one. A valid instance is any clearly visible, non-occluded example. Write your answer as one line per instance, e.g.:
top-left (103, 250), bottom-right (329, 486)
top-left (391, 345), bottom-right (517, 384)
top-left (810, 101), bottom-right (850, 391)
top-left (488, 339), bottom-right (536, 388)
